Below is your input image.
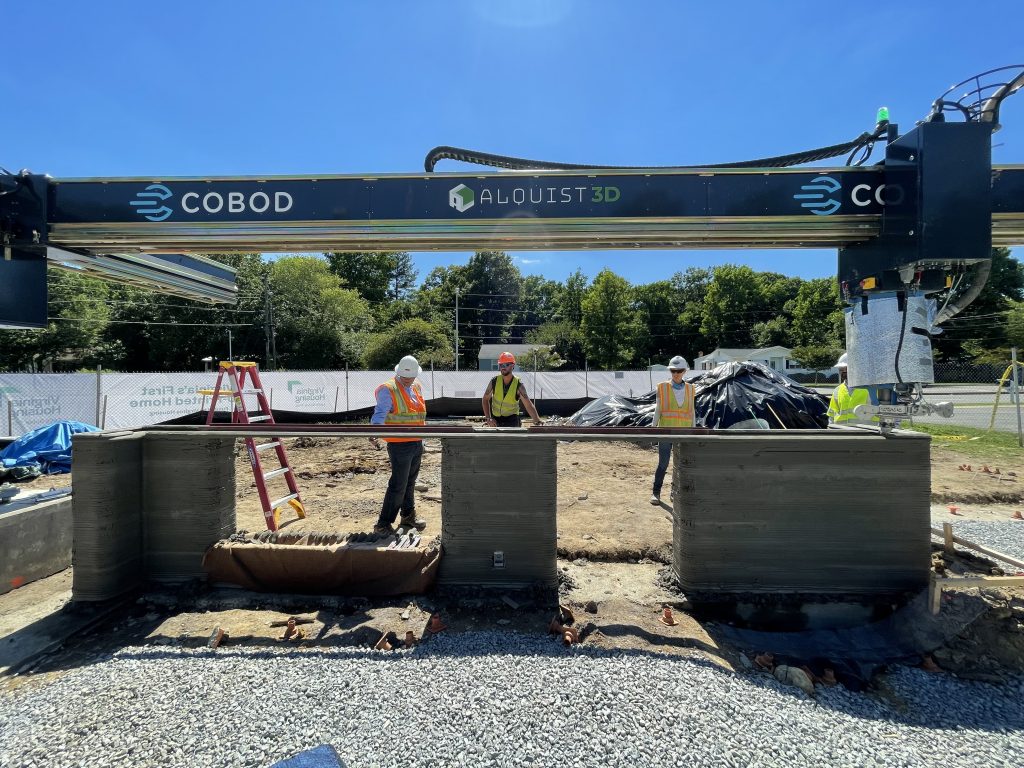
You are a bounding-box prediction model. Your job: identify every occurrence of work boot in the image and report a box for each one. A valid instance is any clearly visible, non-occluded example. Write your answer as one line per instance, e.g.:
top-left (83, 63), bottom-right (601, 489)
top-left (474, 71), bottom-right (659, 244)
top-left (373, 523), bottom-right (396, 537)
top-left (650, 494), bottom-right (661, 506)
top-left (399, 514), bottom-right (427, 531)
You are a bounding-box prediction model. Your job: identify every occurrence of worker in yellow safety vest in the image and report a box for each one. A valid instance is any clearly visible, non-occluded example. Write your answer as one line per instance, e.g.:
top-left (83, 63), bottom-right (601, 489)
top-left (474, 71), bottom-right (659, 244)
top-left (827, 352), bottom-right (871, 424)
top-left (370, 355), bottom-right (428, 535)
top-left (482, 351), bottom-right (542, 427)
top-left (651, 355), bottom-right (695, 505)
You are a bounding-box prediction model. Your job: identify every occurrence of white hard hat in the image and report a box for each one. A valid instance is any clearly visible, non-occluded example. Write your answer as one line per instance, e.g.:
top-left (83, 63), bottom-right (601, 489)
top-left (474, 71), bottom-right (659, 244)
top-left (836, 353), bottom-right (848, 368)
top-left (668, 355), bottom-right (689, 371)
top-left (394, 355), bottom-right (422, 377)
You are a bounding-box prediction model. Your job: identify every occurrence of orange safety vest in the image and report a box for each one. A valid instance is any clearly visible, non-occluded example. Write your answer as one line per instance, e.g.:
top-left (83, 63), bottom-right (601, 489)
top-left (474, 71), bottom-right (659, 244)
top-left (376, 378), bottom-right (426, 443)
top-left (656, 381), bottom-right (695, 427)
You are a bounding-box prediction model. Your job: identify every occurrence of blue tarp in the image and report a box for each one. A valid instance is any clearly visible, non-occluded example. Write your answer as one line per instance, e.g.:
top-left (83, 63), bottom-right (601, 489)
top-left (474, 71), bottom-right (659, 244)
top-left (0, 420), bottom-right (100, 474)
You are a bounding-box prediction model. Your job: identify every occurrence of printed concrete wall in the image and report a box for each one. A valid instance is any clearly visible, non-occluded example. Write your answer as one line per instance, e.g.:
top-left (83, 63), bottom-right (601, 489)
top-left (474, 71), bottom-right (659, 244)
top-left (672, 431), bottom-right (931, 596)
top-left (439, 437), bottom-right (557, 588)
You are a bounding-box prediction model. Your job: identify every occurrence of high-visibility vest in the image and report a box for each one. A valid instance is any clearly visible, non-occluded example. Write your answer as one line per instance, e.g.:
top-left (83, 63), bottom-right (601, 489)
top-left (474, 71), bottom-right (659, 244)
top-left (491, 375), bottom-right (521, 417)
top-left (827, 382), bottom-right (870, 423)
top-left (376, 378), bottom-right (426, 443)
top-left (656, 381), bottom-right (695, 427)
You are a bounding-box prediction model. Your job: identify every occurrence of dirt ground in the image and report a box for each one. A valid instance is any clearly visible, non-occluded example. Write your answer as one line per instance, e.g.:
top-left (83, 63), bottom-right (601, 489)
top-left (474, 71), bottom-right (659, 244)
top-left (7, 429), bottom-right (1023, 692)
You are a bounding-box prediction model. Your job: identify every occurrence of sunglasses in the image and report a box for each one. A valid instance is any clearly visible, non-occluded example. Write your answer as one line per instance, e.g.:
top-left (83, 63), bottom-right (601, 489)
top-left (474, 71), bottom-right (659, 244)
top-left (498, 363), bottom-right (514, 369)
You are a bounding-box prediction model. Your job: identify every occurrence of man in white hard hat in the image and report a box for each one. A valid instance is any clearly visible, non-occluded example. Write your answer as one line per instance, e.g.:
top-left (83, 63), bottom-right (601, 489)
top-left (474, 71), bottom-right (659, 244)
top-left (370, 355), bottom-right (427, 534)
top-left (827, 352), bottom-right (870, 424)
top-left (650, 355), bottom-right (695, 505)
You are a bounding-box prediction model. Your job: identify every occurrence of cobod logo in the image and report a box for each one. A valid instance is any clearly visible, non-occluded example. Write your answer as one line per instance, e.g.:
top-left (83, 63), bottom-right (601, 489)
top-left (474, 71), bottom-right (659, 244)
top-left (449, 184), bottom-right (475, 212)
top-left (793, 176), bottom-right (841, 216)
top-left (131, 185), bottom-right (294, 221)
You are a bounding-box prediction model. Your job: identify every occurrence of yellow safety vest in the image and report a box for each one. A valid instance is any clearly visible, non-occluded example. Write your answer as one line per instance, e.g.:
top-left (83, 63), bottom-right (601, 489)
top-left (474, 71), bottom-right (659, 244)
top-left (376, 379), bottom-right (426, 442)
top-left (491, 375), bottom-right (521, 418)
top-left (827, 382), bottom-right (870, 423)
top-left (656, 381), bottom-right (695, 427)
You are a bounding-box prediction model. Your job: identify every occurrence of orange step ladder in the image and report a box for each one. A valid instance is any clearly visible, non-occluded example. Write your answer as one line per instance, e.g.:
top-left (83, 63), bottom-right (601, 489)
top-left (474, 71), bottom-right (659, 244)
top-left (200, 361), bottom-right (305, 531)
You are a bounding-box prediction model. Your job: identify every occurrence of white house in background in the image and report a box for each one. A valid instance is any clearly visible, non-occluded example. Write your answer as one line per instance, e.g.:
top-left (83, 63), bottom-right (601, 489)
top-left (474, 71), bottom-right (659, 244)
top-left (693, 346), bottom-right (811, 374)
top-left (477, 343), bottom-right (552, 371)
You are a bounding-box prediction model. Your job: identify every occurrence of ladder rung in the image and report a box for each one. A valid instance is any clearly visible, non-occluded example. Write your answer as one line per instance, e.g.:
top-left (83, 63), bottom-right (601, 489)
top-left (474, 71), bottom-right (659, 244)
top-left (269, 492), bottom-right (299, 510)
top-left (247, 415), bottom-right (273, 422)
top-left (240, 389), bottom-right (264, 394)
top-left (263, 467), bottom-right (291, 480)
top-left (197, 389), bottom-right (236, 396)
top-left (256, 441), bottom-right (281, 451)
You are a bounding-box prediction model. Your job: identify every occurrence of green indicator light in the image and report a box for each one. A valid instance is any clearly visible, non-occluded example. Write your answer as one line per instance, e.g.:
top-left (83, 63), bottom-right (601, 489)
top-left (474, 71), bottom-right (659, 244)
top-left (877, 106), bottom-right (890, 123)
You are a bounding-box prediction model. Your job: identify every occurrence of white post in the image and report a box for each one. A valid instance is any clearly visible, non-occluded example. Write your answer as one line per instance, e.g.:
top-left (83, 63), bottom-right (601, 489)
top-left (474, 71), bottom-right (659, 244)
top-left (6, 397), bottom-right (12, 436)
top-left (431, 360), bottom-right (435, 398)
top-left (227, 330), bottom-right (233, 361)
top-left (584, 360), bottom-right (589, 398)
top-left (334, 386), bottom-right (340, 413)
top-left (101, 395), bottom-right (108, 429)
top-left (95, 365), bottom-right (102, 427)
top-left (346, 364), bottom-right (350, 411)
top-left (1013, 347), bottom-right (1023, 448)
top-left (455, 288), bottom-right (460, 372)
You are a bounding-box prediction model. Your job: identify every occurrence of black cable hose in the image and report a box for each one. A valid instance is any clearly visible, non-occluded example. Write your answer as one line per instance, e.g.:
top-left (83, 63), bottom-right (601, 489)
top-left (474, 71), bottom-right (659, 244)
top-left (424, 128), bottom-right (884, 172)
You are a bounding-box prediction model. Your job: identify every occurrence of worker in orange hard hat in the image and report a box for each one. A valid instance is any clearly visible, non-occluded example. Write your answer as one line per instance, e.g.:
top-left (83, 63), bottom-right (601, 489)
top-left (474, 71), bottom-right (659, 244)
top-left (482, 351), bottom-right (543, 428)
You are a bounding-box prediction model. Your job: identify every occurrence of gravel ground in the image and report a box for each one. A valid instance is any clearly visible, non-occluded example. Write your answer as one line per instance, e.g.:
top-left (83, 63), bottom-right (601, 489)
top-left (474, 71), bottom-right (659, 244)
top-left (2, 633), bottom-right (1021, 768)
top-left (930, 518), bottom-right (1024, 564)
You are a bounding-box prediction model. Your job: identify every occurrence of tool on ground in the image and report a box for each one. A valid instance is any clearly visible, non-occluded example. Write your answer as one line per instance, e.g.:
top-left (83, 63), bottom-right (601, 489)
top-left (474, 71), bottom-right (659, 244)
top-left (201, 361), bottom-right (305, 531)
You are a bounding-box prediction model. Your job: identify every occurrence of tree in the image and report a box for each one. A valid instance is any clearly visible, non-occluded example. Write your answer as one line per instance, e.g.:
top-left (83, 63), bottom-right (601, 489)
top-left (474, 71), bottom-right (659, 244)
top-left (751, 316), bottom-right (791, 347)
top-left (459, 251), bottom-right (523, 367)
top-left (672, 268), bottom-right (712, 359)
top-left (517, 346), bottom-right (565, 371)
top-left (632, 280), bottom-right (685, 367)
top-left (558, 269), bottom-right (589, 326)
top-left (270, 256), bottom-right (372, 368)
top-left (1007, 301), bottom-right (1024, 350)
top-left (513, 275), bottom-right (562, 342)
top-left (788, 278), bottom-right (843, 347)
top-left (0, 270), bottom-right (112, 371)
top-left (326, 251), bottom-right (418, 307)
top-left (527, 320), bottom-right (586, 368)
top-left (362, 317), bottom-right (453, 369)
top-left (581, 268), bottom-right (635, 369)
top-left (700, 265), bottom-right (764, 347)
top-left (791, 345), bottom-right (844, 382)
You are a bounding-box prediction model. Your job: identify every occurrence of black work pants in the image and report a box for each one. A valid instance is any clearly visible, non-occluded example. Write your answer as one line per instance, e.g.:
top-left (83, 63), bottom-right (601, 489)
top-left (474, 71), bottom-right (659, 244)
top-left (377, 440), bottom-right (423, 527)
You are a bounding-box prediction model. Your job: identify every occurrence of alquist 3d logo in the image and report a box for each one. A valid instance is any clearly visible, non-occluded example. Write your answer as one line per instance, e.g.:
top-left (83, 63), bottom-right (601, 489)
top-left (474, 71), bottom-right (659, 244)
top-left (449, 184), bottom-right (475, 212)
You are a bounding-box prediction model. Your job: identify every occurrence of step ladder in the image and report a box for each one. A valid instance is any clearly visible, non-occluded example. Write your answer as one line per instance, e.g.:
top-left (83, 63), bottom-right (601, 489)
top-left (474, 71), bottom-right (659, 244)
top-left (200, 361), bottom-right (305, 531)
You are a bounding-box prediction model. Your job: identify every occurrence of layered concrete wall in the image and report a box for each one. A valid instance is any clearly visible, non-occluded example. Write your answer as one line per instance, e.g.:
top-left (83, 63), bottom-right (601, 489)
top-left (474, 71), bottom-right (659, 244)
top-left (72, 431), bottom-right (236, 600)
top-left (672, 431), bottom-right (931, 596)
top-left (0, 496), bottom-right (72, 594)
top-left (440, 436), bottom-right (557, 588)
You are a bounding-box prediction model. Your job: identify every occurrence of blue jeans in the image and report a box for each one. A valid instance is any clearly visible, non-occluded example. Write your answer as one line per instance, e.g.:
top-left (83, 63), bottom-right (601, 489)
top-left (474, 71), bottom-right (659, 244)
top-left (377, 441), bottom-right (423, 527)
top-left (653, 441), bottom-right (673, 496)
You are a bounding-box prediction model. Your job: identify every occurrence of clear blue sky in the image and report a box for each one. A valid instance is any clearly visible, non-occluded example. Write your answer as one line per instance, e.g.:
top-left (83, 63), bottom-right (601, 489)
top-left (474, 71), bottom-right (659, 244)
top-left (5, 1), bottom-right (1023, 285)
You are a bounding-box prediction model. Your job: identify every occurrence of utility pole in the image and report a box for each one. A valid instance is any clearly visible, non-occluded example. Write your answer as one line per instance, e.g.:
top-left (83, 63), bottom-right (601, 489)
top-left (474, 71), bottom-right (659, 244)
top-left (455, 287), bottom-right (460, 372)
top-left (227, 329), bottom-right (233, 361)
top-left (263, 273), bottom-right (272, 368)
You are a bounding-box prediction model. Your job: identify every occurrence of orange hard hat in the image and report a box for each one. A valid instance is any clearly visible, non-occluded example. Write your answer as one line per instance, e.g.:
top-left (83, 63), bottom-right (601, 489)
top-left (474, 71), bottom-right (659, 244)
top-left (498, 352), bottom-right (516, 365)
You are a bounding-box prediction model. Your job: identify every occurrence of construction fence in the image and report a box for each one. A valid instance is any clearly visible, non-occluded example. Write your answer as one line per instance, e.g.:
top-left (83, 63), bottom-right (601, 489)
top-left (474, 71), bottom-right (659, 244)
top-left (2, 359), bottom-right (1023, 439)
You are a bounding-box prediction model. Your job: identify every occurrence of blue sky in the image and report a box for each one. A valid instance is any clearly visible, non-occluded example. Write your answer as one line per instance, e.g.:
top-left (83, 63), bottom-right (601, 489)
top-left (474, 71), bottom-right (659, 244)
top-left (4, 1), bottom-right (1023, 286)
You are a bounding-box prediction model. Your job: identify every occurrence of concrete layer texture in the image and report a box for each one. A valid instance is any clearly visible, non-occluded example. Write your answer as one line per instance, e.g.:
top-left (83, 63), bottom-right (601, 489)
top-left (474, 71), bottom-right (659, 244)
top-left (440, 436), bottom-right (557, 587)
top-left (71, 431), bottom-right (237, 601)
top-left (0, 496), bottom-right (72, 595)
top-left (672, 431), bottom-right (932, 595)
top-left (72, 431), bottom-right (145, 601)
top-left (143, 435), bottom-right (236, 582)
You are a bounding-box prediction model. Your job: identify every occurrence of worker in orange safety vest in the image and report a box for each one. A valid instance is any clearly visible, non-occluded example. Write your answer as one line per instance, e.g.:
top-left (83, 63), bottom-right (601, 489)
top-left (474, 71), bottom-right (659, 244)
top-left (651, 355), bottom-right (695, 506)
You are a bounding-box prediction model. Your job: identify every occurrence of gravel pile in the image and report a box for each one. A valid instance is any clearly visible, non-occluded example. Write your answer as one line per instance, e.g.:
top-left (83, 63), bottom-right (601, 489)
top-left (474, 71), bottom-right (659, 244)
top-left (2, 632), bottom-right (1021, 768)
top-left (930, 518), bottom-right (1024, 564)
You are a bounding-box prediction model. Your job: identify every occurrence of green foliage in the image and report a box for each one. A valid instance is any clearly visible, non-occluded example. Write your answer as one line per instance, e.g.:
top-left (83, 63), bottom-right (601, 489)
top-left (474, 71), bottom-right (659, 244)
top-left (270, 256), bottom-right (372, 368)
top-left (581, 269), bottom-right (635, 369)
top-left (791, 345), bottom-right (843, 373)
top-left (699, 265), bottom-right (763, 347)
top-left (750, 316), bottom-right (791, 348)
top-left (517, 346), bottom-right (565, 371)
top-left (788, 278), bottom-right (843, 347)
top-left (458, 252), bottom-right (523, 367)
top-left (527, 320), bottom-right (585, 368)
top-left (362, 317), bottom-right (453, 369)
top-left (907, 423), bottom-right (1022, 462)
top-left (1007, 301), bottom-right (1024, 349)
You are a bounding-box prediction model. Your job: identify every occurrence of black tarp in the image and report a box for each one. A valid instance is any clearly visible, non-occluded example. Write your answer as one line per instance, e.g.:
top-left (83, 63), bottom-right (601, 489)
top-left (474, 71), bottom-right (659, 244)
top-left (567, 362), bottom-right (828, 429)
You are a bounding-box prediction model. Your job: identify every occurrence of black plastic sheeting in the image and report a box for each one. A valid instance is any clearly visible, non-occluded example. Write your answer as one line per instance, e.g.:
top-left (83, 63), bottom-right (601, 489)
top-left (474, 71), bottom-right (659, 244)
top-left (567, 362), bottom-right (828, 429)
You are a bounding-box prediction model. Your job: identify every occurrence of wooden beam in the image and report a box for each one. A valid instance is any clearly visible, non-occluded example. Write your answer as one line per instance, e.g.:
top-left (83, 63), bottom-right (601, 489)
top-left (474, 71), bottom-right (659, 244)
top-left (930, 525), bottom-right (1024, 570)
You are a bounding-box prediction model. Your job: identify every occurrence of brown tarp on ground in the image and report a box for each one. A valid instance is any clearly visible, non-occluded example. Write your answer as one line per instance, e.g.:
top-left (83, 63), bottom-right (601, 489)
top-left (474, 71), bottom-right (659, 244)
top-left (202, 541), bottom-right (442, 595)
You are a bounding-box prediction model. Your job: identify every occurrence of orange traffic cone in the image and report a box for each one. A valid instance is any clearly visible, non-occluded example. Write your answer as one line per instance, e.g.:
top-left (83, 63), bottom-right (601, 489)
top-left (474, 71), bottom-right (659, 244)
top-left (948, 505), bottom-right (961, 516)
top-left (374, 633), bottom-right (393, 651)
top-left (562, 627), bottom-right (579, 645)
top-left (659, 607), bottom-right (677, 626)
top-left (428, 614), bottom-right (446, 633)
top-left (1012, 510), bottom-right (1023, 520)
top-left (404, 630), bottom-right (416, 648)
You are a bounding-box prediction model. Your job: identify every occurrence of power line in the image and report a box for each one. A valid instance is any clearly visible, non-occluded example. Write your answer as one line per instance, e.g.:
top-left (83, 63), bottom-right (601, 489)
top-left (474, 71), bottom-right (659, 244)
top-left (49, 318), bottom-right (252, 327)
